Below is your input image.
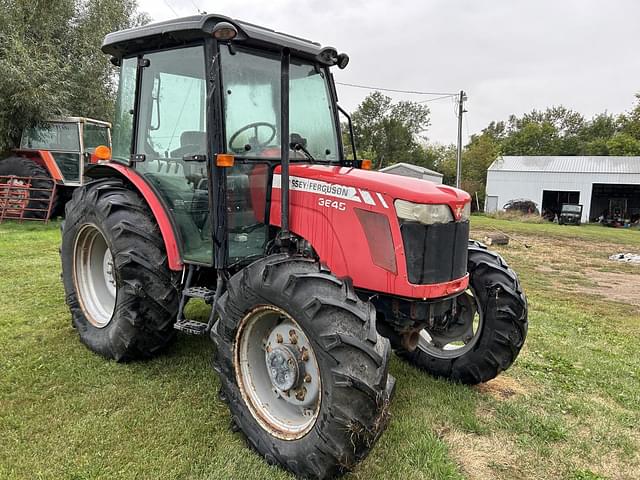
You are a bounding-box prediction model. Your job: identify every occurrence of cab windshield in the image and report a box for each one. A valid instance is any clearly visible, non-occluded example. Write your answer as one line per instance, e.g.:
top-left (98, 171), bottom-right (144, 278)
top-left (220, 46), bottom-right (339, 162)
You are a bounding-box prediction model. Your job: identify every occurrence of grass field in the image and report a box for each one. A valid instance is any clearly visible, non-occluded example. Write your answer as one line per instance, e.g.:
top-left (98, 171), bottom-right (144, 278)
top-left (1, 217), bottom-right (639, 479)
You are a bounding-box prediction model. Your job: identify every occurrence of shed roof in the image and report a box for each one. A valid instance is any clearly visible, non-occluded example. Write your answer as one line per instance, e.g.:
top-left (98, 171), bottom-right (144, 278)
top-left (488, 156), bottom-right (640, 174)
top-left (380, 162), bottom-right (443, 177)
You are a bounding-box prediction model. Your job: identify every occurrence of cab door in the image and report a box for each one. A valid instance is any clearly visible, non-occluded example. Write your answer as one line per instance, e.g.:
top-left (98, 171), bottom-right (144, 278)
top-left (131, 45), bottom-right (212, 265)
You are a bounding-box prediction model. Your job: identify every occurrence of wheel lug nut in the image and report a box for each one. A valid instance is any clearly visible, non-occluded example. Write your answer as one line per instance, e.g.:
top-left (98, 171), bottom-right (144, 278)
top-left (295, 386), bottom-right (306, 401)
top-left (276, 333), bottom-right (283, 343)
top-left (300, 347), bottom-right (309, 362)
top-left (289, 329), bottom-right (298, 344)
top-left (304, 374), bottom-right (311, 383)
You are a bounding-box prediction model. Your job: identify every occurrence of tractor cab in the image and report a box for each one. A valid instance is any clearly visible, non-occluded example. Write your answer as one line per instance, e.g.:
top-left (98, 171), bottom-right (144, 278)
top-left (104, 16), bottom-right (351, 267)
top-left (19, 117), bottom-right (111, 184)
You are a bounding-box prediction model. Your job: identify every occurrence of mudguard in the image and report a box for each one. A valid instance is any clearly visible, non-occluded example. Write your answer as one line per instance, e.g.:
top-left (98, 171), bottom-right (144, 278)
top-left (12, 149), bottom-right (64, 182)
top-left (85, 162), bottom-right (183, 271)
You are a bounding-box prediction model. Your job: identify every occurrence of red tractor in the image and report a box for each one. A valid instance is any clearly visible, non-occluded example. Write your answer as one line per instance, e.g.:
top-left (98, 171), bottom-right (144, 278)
top-left (60, 15), bottom-right (528, 479)
top-left (0, 117), bottom-right (111, 218)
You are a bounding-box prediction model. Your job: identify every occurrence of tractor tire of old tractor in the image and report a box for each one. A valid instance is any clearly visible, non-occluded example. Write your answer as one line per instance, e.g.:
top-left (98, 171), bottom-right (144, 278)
top-left (398, 240), bottom-right (528, 385)
top-left (212, 254), bottom-right (394, 480)
top-left (0, 156), bottom-right (57, 219)
top-left (60, 178), bottom-right (180, 361)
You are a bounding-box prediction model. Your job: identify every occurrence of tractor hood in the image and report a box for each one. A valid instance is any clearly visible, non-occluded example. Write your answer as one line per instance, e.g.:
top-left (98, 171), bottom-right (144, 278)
top-left (277, 164), bottom-right (470, 213)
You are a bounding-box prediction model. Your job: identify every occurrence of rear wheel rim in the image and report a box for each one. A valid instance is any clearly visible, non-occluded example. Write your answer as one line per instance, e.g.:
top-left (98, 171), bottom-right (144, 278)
top-left (73, 224), bottom-right (117, 328)
top-left (418, 289), bottom-right (483, 359)
top-left (234, 305), bottom-right (321, 440)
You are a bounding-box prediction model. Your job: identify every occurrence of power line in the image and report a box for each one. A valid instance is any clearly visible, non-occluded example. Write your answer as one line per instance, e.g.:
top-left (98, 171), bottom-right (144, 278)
top-left (417, 94), bottom-right (458, 104)
top-left (334, 81), bottom-right (457, 97)
top-left (162, 0), bottom-right (179, 16)
top-left (189, 0), bottom-right (204, 13)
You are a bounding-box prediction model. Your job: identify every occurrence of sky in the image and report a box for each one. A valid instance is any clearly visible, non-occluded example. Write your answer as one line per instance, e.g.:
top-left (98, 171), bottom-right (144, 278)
top-left (137, 0), bottom-right (640, 145)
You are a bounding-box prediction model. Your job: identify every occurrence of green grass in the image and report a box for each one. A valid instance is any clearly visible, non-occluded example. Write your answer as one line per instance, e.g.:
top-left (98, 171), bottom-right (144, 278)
top-left (0, 217), bottom-right (639, 479)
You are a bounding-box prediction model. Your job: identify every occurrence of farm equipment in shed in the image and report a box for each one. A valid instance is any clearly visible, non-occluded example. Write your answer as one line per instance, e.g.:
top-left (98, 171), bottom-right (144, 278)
top-left (0, 117), bottom-right (111, 218)
top-left (558, 203), bottom-right (582, 225)
top-left (59, 14), bottom-right (528, 479)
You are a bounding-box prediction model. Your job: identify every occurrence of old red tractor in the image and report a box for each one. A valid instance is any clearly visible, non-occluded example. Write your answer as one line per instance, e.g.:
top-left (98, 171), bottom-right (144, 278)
top-left (60, 14), bottom-right (527, 479)
top-left (0, 117), bottom-right (111, 218)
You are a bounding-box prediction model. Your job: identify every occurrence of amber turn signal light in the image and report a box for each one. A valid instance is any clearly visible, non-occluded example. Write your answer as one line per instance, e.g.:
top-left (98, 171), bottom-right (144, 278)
top-left (361, 159), bottom-right (372, 170)
top-left (216, 153), bottom-right (235, 167)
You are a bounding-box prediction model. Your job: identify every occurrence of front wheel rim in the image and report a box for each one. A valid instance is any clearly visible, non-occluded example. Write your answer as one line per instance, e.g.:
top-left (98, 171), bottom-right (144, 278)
top-left (73, 224), bottom-right (117, 328)
top-left (234, 305), bottom-right (321, 440)
top-left (418, 289), bottom-right (483, 359)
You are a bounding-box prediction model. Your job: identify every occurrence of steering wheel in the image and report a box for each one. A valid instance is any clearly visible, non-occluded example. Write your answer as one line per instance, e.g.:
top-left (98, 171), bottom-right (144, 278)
top-left (229, 122), bottom-right (277, 153)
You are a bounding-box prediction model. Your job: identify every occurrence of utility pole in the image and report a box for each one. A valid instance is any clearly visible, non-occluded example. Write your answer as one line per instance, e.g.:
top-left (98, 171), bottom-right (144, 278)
top-left (455, 90), bottom-right (467, 189)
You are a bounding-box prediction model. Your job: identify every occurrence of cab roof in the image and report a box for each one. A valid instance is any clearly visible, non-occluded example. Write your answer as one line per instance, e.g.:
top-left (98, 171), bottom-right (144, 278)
top-left (102, 14), bottom-right (338, 63)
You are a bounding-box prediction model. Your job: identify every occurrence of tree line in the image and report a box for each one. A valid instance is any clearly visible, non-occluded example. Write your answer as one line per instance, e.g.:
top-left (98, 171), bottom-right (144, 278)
top-left (1, 0), bottom-right (638, 208)
top-left (350, 92), bottom-right (640, 208)
top-left (0, 0), bottom-right (147, 154)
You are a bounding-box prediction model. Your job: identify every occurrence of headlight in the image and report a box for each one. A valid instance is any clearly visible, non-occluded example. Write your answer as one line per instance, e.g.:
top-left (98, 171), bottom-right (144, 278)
top-left (460, 202), bottom-right (471, 221)
top-left (395, 200), bottom-right (454, 225)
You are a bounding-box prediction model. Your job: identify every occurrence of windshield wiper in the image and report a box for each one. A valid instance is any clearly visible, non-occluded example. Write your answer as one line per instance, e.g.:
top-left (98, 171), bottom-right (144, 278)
top-left (290, 142), bottom-right (315, 162)
top-left (289, 133), bottom-right (315, 162)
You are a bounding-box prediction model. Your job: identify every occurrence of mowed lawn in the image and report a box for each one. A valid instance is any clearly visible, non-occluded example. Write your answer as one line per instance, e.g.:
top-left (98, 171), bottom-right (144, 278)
top-left (1, 217), bottom-right (638, 480)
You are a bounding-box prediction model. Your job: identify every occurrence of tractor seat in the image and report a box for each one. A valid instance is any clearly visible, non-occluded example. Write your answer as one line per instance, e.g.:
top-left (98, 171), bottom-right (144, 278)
top-left (170, 131), bottom-right (207, 159)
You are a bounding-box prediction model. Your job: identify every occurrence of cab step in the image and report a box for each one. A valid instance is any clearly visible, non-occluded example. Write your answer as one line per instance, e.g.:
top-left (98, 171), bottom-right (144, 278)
top-left (174, 319), bottom-right (208, 335)
top-left (183, 286), bottom-right (215, 303)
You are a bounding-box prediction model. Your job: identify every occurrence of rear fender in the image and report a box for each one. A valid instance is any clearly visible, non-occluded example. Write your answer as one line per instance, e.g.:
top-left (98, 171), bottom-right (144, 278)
top-left (85, 162), bottom-right (183, 271)
top-left (12, 149), bottom-right (64, 182)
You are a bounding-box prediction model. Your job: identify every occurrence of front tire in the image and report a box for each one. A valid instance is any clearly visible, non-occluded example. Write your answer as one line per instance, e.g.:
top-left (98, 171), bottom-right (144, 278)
top-left (60, 178), bottom-right (180, 361)
top-left (212, 255), bottom-right (393, 479)
top-left (398, 241), bottom-right (528, 384)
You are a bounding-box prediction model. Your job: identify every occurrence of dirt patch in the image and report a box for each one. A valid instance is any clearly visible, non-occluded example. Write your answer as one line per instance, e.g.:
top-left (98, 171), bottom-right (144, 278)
top-left (443, 430), bottom-right (525, 480)
top-left (575, 269), bottom-right (640, 308)
top-left (474, 375), bottom-right (529, 400)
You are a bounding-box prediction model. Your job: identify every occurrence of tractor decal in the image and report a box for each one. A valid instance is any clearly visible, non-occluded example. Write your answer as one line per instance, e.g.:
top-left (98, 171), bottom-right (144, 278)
top-left (272, 173), bottom-right (388, 208)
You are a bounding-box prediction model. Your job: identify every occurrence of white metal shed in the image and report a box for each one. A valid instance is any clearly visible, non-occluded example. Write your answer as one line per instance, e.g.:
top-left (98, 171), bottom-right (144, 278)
top-left (485, 156), bottom-right (640, 223)
top-left (380, 162), bottom-right (443, 184)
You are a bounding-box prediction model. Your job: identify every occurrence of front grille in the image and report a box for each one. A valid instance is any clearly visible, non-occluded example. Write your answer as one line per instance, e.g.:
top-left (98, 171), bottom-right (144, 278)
top-left (400, 220), bottom-right (469, 284)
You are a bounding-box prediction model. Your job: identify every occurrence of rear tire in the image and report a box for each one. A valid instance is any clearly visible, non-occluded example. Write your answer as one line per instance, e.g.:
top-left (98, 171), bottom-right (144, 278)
top-left (398, 241), bottom-right (528, 384)
top-left (0, 156), bottom-right (57, 219)
top-left (212, 255), bottom-right (393, 479)
top-left (60, 178), bottom-right (180, 361)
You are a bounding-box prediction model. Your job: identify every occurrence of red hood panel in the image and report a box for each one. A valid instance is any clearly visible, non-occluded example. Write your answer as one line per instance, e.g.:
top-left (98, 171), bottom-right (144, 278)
top-left (276, 164), bottom-right (470, 208)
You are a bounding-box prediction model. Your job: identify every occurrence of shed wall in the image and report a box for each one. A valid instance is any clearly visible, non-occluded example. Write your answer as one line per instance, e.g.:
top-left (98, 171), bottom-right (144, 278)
top-left (485, 170), bottom-right (640, 222)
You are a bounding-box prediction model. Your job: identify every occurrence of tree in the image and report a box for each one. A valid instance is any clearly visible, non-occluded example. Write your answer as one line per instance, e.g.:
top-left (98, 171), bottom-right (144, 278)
top-left (350, 92), bottom-right (430, 168)
top-left (618, 94), bottom-right (640, 140)
top-left (0, 0), bottom-right (148, 153)
top-left (606, 132), bottom-right (640, 155)
top-left (500, 106), bottom-right (586, 156)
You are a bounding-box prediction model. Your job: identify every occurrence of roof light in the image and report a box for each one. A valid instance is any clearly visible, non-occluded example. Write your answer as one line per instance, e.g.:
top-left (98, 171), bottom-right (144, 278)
top-left (212, 22), bottom-right (238, 41)
top-left (93, 145), bottom-right (111, 161)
